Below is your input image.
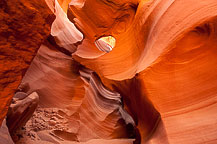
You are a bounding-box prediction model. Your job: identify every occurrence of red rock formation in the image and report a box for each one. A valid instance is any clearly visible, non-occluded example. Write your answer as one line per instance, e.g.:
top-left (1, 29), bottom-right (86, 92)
top-left (67, 0), bottom-right (217, 143)
top-left (17, 40), bottom-right (135, 142)
top-left (139, 19), bottom-right (217, 143)
top-left (1, 0), bottom-right (217, 143)
top-left (0, 0), bottom-right (54, 124)
top-left (7, 92), bottom-right (39, 133)
top-left (0, 119), bottom-right (14, 144)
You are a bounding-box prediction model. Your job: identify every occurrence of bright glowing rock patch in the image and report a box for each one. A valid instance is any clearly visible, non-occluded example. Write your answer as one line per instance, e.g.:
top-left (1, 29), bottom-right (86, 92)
top-left (95, 36), bottom-right (116, 53)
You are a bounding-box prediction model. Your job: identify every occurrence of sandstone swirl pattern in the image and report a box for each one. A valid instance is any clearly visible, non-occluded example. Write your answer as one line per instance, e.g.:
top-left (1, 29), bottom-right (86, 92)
top-left (1, 0), bottom-right (217, 144)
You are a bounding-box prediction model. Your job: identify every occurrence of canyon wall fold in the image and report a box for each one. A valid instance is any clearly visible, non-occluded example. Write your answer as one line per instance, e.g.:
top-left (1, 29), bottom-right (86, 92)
top-left (16, 40), bottom-right (136, 143)
top-left (62, 0), bottom-right (217, 143)
top-left (1, 0), bottom-right (217, 143)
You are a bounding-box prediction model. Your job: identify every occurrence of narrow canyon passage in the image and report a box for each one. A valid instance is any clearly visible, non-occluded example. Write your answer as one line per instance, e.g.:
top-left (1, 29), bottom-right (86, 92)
top-left (7, 39), bottom-right (137, 143)
top-left (4, 36), bottom-right (161, 143)
top-left (1, 0), bottom-right (217, 144)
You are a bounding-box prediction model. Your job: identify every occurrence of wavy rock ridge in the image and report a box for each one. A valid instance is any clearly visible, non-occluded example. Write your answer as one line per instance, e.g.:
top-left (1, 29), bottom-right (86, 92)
top-left (9, 41), bottom-right (135, 143)
top-left (1, 0), bottom-right (217, 144)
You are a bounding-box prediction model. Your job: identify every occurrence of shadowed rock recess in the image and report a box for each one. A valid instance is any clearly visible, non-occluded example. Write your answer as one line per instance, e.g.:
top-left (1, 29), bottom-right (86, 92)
top-left (1, 0), bottom-right (217, 144)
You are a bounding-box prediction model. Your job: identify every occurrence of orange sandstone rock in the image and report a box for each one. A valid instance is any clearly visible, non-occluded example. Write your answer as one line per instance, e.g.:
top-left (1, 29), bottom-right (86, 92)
top-left (0, 0), bottom-right (54, 124)
top-left (1, 0), bottom-right (217, 143)
top-left (67, 0), bottom-right (217, 143)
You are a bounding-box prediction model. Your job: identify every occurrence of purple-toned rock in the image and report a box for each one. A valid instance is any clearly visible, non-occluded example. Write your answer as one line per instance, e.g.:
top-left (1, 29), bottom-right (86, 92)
top-left (7, 92), bottom-right (39, 133)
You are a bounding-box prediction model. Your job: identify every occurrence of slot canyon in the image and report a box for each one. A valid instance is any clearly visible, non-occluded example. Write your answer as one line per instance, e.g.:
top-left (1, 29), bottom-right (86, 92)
top-left (1, 0), bottom-right (217, 143)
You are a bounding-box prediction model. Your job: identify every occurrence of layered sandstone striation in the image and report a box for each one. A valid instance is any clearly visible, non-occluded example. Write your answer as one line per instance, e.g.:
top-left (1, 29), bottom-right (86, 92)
top-left (1, 0), bottom-right (217, 144)
top-left (16, 41), bottom-right (136, 143)
top-left (68, 0), bottom-right (217, 143)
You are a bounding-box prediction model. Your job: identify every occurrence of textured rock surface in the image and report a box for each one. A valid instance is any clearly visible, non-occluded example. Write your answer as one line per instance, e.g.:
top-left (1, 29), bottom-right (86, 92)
top-left (139, 19), bottom-right (217, 143)
top-left (1, 0), bottom-right (217, 143)
top-left (51, 0), bottom-right (83, 53)
top-left (18, 40), bottom-right (135, 142)
top-left (7, 92), bottom-right (39, 133)
top-left (13, 107), bottom-right (134, 144)
top-left (0, 0), bottom-right (54, 124)
top-left (68, 0), bottom-right (217, 143)
top-left (0, 119), bottom-right (14, 144)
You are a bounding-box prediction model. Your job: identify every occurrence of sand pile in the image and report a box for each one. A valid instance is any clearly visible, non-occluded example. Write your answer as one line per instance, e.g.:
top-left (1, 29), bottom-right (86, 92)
top-left (12, 106), bottom-right (134, 144)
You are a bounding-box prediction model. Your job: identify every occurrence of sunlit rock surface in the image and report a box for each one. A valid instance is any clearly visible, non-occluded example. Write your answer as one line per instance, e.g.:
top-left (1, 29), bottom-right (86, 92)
top-left (139, 19), bottom-right (217, 143)
top-left (95, 36), bottom-right (116, 53)
top-left (51, 0), bottom-right (83, 53)
top-left (68, 0), bottom-right (217, 143)
top-left (1, 0), bottom-right (217, 143)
